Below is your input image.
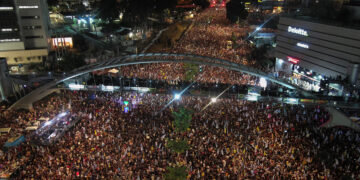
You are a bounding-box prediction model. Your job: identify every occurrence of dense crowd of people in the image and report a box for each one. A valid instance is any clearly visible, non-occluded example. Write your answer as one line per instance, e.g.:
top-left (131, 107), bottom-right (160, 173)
top-left (116, 7), bottom-right (263, 87)
top-left (117, 64), bottom-right (260, 86)
top-left (0, 90), bottom-right (359, 179)
top-left (0, 4), bottom-right (359, 180)
top-left (170, 8), bottom-right (252, 65)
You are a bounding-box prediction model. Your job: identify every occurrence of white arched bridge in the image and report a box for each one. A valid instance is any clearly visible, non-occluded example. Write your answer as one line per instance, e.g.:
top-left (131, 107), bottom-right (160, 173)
top-left (10, 53), bottom-right (314, 110)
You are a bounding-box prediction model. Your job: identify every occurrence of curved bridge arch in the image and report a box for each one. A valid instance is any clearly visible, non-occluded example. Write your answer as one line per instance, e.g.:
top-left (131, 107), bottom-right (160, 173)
top-left (10, 53), bottom-right (313, 110)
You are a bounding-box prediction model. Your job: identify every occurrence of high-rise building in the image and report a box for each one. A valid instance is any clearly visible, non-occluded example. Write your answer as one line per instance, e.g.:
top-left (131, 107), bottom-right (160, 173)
top-left (58, 0), bottom-right (101, 11)
top-left (0, 0), bottom-right (23, 50)
top-left (274, 16), bottom-right (360, 91)
top-left (0, 0), bottom-right (50, 73)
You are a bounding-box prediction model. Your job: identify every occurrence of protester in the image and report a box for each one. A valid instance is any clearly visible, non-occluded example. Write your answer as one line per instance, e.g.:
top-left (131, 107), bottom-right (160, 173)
top-left (0, 90), bottom-right (359, 179)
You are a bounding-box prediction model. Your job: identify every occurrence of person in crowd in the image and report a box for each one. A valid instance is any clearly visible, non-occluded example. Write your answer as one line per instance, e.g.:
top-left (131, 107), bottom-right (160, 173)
top-left (0, 90), bottom-right (359, 179)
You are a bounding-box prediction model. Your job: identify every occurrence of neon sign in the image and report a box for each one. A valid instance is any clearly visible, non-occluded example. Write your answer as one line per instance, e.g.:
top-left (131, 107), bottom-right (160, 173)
top-left (288, 26), bottom-right (308, 36)
top-left (296, 42), bottom-right (309, 49)
top-left (287, 56), bottom-right (299, 64)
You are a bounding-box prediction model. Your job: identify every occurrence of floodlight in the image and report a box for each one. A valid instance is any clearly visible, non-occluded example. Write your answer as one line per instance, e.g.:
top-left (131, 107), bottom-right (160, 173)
top-left (259, 77), bottom-right (267, 88)
top-left (129, 32), bottom-right (134, 38)
top-left (174, 94), bottom-right (181, 100)
top-left (44, 121), bottom-right (52, 126)
top-left (211, 97), bottom-right (217, 103)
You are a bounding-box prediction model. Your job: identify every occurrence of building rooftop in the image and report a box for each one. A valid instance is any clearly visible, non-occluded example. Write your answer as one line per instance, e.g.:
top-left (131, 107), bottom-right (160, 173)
top-left (282, 13), bottom-right (360, 30)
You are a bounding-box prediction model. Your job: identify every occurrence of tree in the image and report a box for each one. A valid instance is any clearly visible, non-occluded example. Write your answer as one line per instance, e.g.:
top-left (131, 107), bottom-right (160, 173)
top-left (72, 3), bottom-right (87, 16)
top-left (47, 0), bottom-right (59, 7)
top-left (248, 45), bottom-right (273, 69)
top-left (226, 0), bottom-right (248, 23)
top-left (183, 63), bottom-right (199, 82)
top-left (193, 0), bottom-right (210, 9)
top-left (73, 34), bottom-right (88, 52)
top-left (164, 108), bottom-right (192, 180)
top-left (172, 108), bottom-right (193, 133)
top-left (263, 16), bottom-right (279, 29)
top-left (164, 166), bottom-right (188, 180)
top-left (118, 0), bottom-right (150, 23)
top-left (309, 0), bottom-right (338, 21)
top-left (59, 53), bottom-right (86, 72)
top-left (337, 6), bottom-right (355, 25)
top-left (97, 0), bottom-right (120, 23)
top-left (154, 0), bottom-right (178, 13)
top-left (248, 45), bottom-right (267, 61)
top-left (58, 4), bottom-right (69, 13)
top-left (167, 139), bottom-right (189, 153)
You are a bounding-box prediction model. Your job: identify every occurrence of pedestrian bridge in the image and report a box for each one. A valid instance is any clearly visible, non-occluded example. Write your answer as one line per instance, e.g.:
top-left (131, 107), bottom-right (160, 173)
top-left (10, 53), bottom-right (313, 110)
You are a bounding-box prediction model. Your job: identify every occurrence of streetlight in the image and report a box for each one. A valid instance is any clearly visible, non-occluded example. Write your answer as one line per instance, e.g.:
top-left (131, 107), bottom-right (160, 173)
top-left (174, 94), bottom-right (181, 100)
top-left (211, 97), bottom-right (217, 103)
top-left (129, 32), bottom-right (134, 38)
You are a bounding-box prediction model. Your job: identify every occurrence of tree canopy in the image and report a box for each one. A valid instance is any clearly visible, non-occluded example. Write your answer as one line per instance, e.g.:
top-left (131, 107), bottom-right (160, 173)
top-left (226, 0), bottom-right (248, 23)
top-left (308, 0), bottom-right (356, 25)
top-left (97, 0), bottom-right (120, 22)
top-left (193, 0), bottom-right (210, 9)
top-left (59, 53), bottom-right (86, 72)
top-left (164, 166), bottom-right (187, 180)
top-left (47, 0), bottom-right (59, 7)
top-left (183, 63), bottom-right (199, 82)
top-left (97, 0), bottom-right (178, 24)
top-left (172, 108), bottom-right (193, 133)
top-left (166, 139), bottom-right (189, 153)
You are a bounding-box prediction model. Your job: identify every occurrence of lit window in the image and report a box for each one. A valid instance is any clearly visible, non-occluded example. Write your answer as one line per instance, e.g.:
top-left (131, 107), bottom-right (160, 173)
top-left (0, 7), bottom-right (14, 10)
top-left (1, 28), bottom-right (13, 32)
top-left (0, 39), bottom-right (21, 42)
top-left (19, 6), bottom-right (38, 9)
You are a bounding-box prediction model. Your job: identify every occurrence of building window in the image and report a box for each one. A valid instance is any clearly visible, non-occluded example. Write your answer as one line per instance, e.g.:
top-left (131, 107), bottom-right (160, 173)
top-left (0, 38), bottom-right (20, 42)
top-left (23, 26), bottom-right (42, 30)
top-left (21, 16), bottom-right (40, 19)
top-left (25, 36), bottom-right (43, 39)
top-left (0, 7), bottom-right (14, 10)
top-left (1, 28), bottom-right (13, 32)
top-left (19, 6), bottom-right (38, 9)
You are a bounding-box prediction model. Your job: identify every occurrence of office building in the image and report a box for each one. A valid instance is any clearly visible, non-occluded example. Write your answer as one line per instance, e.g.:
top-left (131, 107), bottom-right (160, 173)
top-left (275, 16), bottom-right (360, 91)
top-left (0, 0), bottom-right (50, 73)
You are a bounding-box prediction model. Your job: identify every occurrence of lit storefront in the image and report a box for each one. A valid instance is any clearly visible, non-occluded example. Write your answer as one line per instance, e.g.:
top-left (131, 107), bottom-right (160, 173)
top-left (275, 16), bottom-right (360, 94)
top-left (51, 37), bottom-right (74, 49)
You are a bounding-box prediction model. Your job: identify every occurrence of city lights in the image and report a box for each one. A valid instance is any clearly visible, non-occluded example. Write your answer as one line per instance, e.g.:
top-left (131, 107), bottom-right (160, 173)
top-left (211, 97), bottom-right (217, 103)
top-left (0, 38), bottom-right (20, 42)
top-left (287, 56), bottom-right (300, 64)
top-left (129, 32), bottom-right (134, 38)
top-left (0, 7), bottom-right (14, 10)
top-left (19, 6), bottom-right (39, 9)
top-left (288, 26), bottom-right (308, 36)
top-left (1, 28), bottom-right (13, 32)
top-left (259, 77), bottom-right (267, 88)
top-left (174, 94), bottom-right (181, 100)
top-left (297, 42), bottom-right (309, 49)
top-left (68, 84), bottom-right (85, 90)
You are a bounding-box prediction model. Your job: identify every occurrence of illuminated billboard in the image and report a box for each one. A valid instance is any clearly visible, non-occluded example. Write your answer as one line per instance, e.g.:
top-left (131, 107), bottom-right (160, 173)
top-left (288, 26), bottom-right (308, 36)
top-left (51, 37), bottom-right (73, 48)
top-left (287, 56), bottom-right (300, 64)
top-left (296, 42), bottom-right (309, 49)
